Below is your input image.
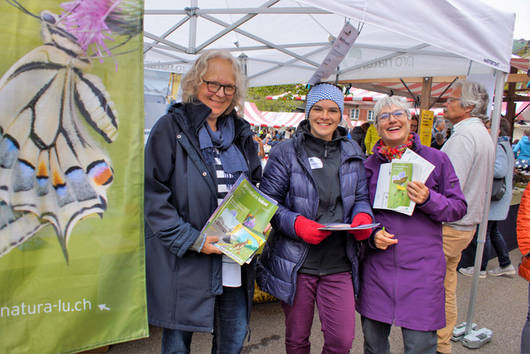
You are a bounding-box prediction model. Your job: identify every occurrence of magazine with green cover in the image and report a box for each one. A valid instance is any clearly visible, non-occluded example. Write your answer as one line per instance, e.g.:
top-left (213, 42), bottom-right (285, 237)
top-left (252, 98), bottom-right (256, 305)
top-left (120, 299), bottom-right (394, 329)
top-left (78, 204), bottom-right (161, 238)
top-left (201, 175), bottom-right (278, 265)
top-left (388, 162), bottom-right (413, 208)
top-left (373, 148), bottom-right (435, 216)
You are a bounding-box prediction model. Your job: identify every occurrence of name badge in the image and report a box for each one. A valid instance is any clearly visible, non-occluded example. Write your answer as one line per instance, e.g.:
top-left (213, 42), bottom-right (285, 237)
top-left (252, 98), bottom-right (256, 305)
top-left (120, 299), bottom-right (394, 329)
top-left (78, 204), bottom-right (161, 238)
top-left (308, 156), bottom-right (323, 169)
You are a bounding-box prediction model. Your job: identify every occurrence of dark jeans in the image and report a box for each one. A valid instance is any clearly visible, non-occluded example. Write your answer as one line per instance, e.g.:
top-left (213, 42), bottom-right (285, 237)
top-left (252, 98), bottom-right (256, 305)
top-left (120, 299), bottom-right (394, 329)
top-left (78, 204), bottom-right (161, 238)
top-left (361, 316), bottom-right (437, 354)
top-left (523, 283), bottom-right (530, 354)
top-left (459, 220), bottom-right (511, 271)
top-left (161, 286), bottom-right (248, 354)
top-left (281, 272), bottom-right (355, 354)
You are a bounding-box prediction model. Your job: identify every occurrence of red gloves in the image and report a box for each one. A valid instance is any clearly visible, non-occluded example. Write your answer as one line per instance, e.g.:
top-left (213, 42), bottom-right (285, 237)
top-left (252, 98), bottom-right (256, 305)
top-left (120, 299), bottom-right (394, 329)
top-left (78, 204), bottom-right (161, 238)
top-left (294, 216), bottom-right (331, 245)
top-left (349, 213), bottom-right (373, 241)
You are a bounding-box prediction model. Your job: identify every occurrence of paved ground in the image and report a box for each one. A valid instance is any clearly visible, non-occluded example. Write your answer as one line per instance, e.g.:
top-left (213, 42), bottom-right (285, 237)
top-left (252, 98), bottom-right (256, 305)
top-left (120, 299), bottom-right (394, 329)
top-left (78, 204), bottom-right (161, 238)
top-left (108, 249), bottom-right (528, 353)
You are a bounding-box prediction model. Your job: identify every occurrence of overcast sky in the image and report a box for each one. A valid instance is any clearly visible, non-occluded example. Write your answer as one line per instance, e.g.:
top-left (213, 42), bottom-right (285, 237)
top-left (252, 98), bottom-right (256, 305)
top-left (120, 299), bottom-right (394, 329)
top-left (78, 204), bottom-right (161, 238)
top-left (482, 0), bottom-right (530, 39)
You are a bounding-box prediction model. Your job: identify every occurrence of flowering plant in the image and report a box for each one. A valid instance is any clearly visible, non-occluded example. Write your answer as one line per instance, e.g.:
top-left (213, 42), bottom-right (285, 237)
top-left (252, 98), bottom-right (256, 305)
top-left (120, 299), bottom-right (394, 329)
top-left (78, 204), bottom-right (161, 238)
top-left (60, 0), bottom-right (142, 57)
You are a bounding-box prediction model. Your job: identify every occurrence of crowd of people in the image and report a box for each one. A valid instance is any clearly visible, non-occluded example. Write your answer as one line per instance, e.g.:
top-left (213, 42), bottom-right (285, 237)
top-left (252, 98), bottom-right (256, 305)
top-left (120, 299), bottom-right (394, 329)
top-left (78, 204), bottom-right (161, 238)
top-left (252, 111), bottom-right (455, 163)
top-left (143, 49), bottom-right (529, 354)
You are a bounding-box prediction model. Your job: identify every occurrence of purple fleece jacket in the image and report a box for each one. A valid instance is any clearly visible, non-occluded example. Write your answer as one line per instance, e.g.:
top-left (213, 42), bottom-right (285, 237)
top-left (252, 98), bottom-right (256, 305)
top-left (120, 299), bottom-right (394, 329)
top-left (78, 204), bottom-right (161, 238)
top-left (357, 133), bottom-right (467, 331)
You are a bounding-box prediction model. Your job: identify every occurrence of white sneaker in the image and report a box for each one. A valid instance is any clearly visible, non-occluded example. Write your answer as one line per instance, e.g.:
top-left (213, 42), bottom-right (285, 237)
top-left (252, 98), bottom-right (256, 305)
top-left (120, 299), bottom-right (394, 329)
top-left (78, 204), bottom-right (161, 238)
top-left (458, 266), bottom-right (487, 278)
top-left (488, 264), bottom-right (516, 277)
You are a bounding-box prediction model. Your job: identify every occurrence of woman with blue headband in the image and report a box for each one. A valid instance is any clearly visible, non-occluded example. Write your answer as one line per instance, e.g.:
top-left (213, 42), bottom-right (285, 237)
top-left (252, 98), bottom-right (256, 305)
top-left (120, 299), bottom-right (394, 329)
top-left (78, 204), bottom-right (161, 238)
top-left (257, 83), bottom-right (373, 353)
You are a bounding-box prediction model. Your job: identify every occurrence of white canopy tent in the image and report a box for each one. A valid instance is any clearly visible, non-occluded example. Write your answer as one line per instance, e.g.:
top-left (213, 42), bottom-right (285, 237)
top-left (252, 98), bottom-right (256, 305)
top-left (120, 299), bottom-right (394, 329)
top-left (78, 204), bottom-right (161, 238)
top-left (144, 0), bottom-right (514, 88)
top-left (144, 0), bottom-right (517, 344)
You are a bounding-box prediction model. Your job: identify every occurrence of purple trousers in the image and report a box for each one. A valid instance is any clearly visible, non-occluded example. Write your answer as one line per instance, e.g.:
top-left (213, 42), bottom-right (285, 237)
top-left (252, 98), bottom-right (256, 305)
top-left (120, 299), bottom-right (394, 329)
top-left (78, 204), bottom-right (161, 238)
top-left (281, 272), bottom-right (355, 354)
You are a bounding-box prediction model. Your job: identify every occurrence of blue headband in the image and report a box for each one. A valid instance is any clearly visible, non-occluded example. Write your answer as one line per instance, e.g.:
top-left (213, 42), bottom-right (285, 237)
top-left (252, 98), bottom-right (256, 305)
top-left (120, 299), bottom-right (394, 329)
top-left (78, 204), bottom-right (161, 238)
top-left (305, 83), bottom-right (344, 119)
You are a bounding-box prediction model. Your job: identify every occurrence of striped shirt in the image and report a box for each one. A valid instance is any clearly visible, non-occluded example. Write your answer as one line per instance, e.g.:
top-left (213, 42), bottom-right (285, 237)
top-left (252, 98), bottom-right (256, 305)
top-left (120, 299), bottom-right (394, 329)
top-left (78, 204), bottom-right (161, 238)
top-left (214, 148), bottom-right (242, 287)
top-left (214, 148), bottom-right (235, 204)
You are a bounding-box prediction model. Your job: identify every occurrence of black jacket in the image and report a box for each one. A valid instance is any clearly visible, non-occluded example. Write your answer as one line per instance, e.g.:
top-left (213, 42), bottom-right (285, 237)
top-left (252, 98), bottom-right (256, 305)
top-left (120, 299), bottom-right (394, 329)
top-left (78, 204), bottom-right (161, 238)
top-left (144, 101), bottom-right (261, 331)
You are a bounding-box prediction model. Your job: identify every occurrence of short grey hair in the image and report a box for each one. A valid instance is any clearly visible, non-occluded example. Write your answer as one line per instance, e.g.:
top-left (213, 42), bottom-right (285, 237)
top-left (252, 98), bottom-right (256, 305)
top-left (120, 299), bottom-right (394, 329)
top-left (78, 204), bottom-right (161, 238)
top-left (181, 50), bottom-right (246, 114)
top-left (452, 80), bottom-right (489, 122)
top-left (373, 96), bottom-right (411, 126)
top-left (434, 118), bottom-right (446, 129)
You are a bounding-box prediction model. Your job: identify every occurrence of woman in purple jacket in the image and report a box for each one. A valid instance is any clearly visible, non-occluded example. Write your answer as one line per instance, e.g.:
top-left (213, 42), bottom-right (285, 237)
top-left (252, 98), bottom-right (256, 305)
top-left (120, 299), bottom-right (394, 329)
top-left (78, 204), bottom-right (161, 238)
top-left (357, 96), bottom-right (467, 354)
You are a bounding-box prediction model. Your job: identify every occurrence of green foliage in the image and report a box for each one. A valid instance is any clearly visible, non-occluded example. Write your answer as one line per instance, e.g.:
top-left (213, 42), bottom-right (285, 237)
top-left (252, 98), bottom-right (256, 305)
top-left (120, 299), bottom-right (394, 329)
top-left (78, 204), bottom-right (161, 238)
top-left (247, 84), bottom-right (308, 112)
top-left (512, 39), bottom-right (529, 56)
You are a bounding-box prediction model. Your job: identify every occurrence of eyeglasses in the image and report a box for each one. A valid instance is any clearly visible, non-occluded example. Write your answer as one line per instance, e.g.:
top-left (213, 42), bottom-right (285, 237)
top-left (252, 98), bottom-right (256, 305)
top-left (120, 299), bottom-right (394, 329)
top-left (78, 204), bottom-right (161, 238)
top-left (202, 80), bottom-right (236, 96)
top-left (378, 110), bottom-right (406, 121)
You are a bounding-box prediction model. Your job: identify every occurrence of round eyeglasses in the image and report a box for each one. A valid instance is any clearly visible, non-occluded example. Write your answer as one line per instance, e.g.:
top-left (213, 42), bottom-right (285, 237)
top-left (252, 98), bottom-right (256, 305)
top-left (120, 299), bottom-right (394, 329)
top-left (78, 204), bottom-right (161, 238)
top-left (202, 80), bottom-right (236, 96)
top-left (378, 110), bottom-right (406, 121)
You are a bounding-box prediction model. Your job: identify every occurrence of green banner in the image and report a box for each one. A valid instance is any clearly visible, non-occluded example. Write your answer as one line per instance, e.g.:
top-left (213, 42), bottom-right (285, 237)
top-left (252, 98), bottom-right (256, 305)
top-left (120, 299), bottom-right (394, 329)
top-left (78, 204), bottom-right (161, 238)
top-left (0, 1), bottom-right (147, 353)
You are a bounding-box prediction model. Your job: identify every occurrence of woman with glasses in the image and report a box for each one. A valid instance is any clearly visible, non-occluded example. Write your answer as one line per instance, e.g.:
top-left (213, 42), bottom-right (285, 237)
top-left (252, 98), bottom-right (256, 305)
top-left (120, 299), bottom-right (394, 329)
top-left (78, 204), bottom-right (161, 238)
top-left (144, 50), bottom-right (262, 354)
top-left (357, 96), bottom-right (467, 354)
top-left (257, 83), bottom-right (373, 353)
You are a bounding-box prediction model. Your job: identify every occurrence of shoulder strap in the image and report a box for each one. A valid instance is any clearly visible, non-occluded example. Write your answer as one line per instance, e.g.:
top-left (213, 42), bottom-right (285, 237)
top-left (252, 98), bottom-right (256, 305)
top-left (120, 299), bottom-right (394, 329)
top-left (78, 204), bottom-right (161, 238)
top-left (498, 141), bottom-right (507, 154)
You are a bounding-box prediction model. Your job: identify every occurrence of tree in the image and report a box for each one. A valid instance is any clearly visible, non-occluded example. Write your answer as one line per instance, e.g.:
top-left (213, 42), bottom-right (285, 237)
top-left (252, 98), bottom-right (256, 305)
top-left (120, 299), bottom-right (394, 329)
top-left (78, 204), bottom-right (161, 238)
top-left (247, 84), bottom-right (308, 112)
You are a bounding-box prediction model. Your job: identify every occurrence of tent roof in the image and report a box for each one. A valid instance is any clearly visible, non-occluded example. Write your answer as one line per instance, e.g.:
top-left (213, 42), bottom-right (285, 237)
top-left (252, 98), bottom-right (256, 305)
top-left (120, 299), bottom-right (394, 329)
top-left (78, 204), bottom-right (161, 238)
top-left (340, 56), bottom-right (529, 102)
top-left (144, 0), bottom-right (515, 87)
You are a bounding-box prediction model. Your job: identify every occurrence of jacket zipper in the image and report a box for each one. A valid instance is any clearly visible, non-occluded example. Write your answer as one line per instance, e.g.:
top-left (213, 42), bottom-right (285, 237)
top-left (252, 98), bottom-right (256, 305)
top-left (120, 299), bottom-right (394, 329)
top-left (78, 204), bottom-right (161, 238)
top-left (392, 237), bottom-right (397, 324)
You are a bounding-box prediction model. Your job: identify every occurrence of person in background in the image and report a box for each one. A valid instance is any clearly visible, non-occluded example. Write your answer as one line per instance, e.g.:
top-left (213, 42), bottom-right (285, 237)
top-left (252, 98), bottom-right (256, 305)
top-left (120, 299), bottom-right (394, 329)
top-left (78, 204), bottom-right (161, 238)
top-left (144, 49), bottom-right (262, 354)
top-left (430, 132), bottom-right (447, 150)
top-left (284, 127), bottom-right (292, 140)
top-left (517, 182), bottom-right (530, 354)
top-left (410, 115), bottom-right (419, 133)
top-left (432, 118), bottom-right (447, 138)
top-left (513, 129), bottom-right (530, 161)
top-left (351, 121), bottom-right (370, 153)
top-left (358, 96), bottom-right (466, 354)
top-left (364, 122), bottom-right (380, 155)
top-left (257, 82), bottom-right (373, 354)
top-left (458, 117), bottom-right (516, 278)
top-left (437, 80), bottom-right (495, 354)
top-left (253, 134), bottom-right (265, 159)
top-left (263, 128), bottom-right (272, 145)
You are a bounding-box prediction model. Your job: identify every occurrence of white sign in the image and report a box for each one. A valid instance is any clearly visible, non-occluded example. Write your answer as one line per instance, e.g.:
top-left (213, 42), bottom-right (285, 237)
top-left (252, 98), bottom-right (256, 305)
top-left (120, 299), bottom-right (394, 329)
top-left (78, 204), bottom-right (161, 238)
top-left (308, 22), bottom-right (359, 85)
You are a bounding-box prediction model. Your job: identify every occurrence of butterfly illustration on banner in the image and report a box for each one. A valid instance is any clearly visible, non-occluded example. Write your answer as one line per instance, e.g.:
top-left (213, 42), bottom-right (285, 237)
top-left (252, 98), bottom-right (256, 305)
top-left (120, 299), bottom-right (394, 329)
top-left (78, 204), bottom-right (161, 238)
top-left (0, 0), bottom-right (142, 261)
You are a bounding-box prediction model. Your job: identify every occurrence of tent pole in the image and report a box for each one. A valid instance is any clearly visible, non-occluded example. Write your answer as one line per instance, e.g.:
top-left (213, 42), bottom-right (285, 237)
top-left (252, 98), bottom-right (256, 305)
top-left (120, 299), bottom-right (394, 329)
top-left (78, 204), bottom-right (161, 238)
top-left (419, 76), bottom-right (433, 126)
top-left (419, 76), bottom-right (432, 111)
top-left (506, 66), bottom-right (518, 142)
top-left (188, 0), bottom-right (198, 53)
top-left (463, 69), bottom-right (507, 337)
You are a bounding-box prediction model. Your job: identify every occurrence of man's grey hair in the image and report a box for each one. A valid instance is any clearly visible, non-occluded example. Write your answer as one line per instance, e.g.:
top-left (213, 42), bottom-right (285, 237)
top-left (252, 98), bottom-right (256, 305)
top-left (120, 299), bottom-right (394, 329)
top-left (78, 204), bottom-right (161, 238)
top-left (452, 80), bottom-right (489, 122)
top-left (373, 96), bottom-right (411, 126)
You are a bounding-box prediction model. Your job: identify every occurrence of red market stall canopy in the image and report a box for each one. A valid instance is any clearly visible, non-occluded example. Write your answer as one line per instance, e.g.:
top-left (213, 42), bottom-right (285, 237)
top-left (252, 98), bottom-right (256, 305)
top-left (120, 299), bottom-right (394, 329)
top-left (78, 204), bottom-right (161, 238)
top-left (243, 102), bottom-right (305, 127)
top-left (261, 111), bottom-right (305, 127)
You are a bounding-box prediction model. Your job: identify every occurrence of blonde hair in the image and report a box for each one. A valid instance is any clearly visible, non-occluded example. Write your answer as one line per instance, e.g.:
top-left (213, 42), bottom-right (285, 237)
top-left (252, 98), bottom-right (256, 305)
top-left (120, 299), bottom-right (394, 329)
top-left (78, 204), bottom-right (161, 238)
top-left (181, 50), bottom-right (246, 114)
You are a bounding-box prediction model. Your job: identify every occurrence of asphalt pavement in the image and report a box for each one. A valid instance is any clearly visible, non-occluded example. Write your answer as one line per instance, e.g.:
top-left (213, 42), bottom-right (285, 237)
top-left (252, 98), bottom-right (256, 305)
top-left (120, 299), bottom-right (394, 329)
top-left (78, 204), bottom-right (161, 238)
top-left (108, 249), bottom-right (528, 353)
